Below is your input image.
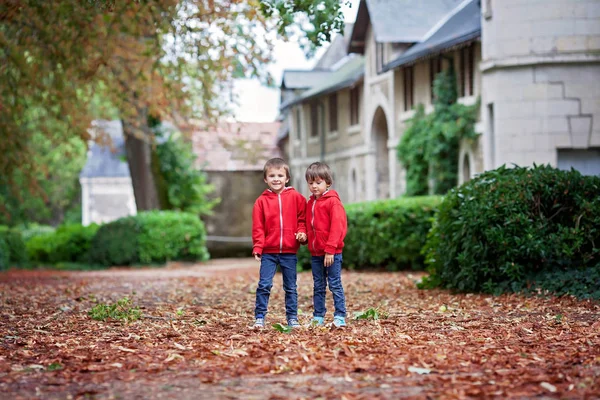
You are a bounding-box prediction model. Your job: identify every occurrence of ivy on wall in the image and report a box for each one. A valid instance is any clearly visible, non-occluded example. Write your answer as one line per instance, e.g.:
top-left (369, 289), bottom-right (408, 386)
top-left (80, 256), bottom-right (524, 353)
top-left (397, 66), bottom-right (479, 196)
top-left (154, 132), bottom-right (220, 217)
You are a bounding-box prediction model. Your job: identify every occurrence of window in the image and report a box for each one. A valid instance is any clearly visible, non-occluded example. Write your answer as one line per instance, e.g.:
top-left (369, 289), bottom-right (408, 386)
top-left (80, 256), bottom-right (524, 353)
top-left (487, 103), bottom-right (495, 167)
top-left (328, 94), bottom-right (338, 132)
top-left (403, 66), bottom-right (414, 112)
top-left (350, 87), bottom-right (360, 126)
top-left (462, 154), bottom-right (471, 183)
top-left (376, 43), bottom-right (385, 73)
top-left (429, 57), bottom-right (442, 103)
top-left (460, 45), bottom-right (475, 97)
top-left (295, 107), bottom-right (302, 140)
top-left (483, 0), bottom-right (493, 20)
top-left (310, 102), bottom-right (319, 137)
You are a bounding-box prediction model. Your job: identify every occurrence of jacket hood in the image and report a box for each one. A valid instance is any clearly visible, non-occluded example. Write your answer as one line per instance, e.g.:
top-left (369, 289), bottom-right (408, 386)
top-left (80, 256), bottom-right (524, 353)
top-left (310, 188), bottom-right (341, 201)
top-left (261, 186), bottom-right (297, 197)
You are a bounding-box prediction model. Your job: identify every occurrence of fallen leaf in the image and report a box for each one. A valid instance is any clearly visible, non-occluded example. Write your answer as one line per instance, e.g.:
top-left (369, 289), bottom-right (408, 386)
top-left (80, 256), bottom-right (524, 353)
top-left (408, 366), bottom-right (431, 375)
top-left (540, 382), bottom-right (557, 393)
top-left (164, 353), bottom-right (184, 362)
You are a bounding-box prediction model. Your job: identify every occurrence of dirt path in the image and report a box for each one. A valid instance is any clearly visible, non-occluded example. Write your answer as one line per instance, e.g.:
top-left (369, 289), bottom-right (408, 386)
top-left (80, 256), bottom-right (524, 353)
top-left (1, 259), bottom-right (599, 399)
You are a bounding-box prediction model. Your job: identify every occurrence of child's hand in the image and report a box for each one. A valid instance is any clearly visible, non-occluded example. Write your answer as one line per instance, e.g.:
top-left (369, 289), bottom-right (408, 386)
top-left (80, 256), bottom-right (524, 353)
top-left (253, 253), bottom-right (261, 262)
top-left (324, 253), bottom-right (334, 267)
top-left (295, 232), bottom-right (307, 243)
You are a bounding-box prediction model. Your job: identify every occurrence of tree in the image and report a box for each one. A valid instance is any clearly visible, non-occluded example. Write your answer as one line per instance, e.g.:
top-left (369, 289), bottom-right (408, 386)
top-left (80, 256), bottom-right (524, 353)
top-left (1, 0), bottom-right (347, 217)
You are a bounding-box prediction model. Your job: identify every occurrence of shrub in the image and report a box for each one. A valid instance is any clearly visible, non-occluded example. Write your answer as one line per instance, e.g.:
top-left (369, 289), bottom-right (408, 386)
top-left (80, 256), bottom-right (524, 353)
top-left (50, 224), bottom-right (99, 263)
top-left (26, 224), bottom-right (99, 265)
top-left (89, 211), bottom-right (209, 266)
top-left (298, 196), bottom-right (441, 271)
top-left (0, 226), bottom-right (27, 267)
top-left (0, 237), bottom-right (9, 270)
top-left (17, 224), bottom-right (55, 241)
top-left (422, 165), bottom-right (600, 295)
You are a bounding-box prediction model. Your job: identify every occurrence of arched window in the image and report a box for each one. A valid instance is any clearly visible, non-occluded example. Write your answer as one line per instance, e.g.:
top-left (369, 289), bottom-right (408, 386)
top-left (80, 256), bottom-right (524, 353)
top-left (351, 169), bottom-right (357, 202)
top-left (462, 154), bottom-right (471, 183)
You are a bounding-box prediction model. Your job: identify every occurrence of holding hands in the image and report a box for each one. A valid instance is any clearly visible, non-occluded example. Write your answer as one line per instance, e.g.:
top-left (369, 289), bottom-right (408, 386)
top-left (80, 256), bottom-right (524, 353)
top-left (295, 232), bottom-right (307, 243)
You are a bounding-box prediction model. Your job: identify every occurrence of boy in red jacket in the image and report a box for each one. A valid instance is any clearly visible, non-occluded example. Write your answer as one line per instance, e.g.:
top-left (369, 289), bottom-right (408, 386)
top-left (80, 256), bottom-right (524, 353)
top-left (304, 162), bottom-right (347, 328)
top-left (251, 158), bottom-right (307, 329)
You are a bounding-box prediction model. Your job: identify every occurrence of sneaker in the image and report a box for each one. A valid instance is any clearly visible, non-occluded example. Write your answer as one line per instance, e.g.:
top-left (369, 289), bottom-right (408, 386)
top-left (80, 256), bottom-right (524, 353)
top-left (288, 319), bottom-right (301, 329)
top-left (253, 317), bottom-right (265, 329)
top-left (333, 316), bottom-right (346, 328)
top-left (310, 316), bottom-right (325, 327)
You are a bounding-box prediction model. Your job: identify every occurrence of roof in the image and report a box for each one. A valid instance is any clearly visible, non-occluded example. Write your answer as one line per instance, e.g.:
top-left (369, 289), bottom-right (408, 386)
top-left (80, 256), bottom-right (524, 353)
top-left (384, 0), bottom-right (481, 71)
top-left (279, 55), bottom-right (365, 110)
top-left (349, 0), bottom-right (463, 53)
top-left (80, 120), bottom-right (130, 179)
top-left (314, 23), bottom-right (354, 70)
top-left (281, 70), bottom-right (332, 90)
top-left (191, 122), bottom-right (281, 171)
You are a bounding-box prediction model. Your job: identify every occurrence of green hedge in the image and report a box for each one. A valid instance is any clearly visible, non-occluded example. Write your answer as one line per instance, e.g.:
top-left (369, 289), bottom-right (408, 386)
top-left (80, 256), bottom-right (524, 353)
top-left (0, 237), bottom-right (9, 270)
top-left (0, 226), bottom-right (27, 268)
top-left (422, 165), bottom-right (600, 297)
top-left (89, 211), bottom-right (209, 266)
top-left (26, 224), bottom-right (99, 264)
top-left (298, 196), bottom-right (441, 271)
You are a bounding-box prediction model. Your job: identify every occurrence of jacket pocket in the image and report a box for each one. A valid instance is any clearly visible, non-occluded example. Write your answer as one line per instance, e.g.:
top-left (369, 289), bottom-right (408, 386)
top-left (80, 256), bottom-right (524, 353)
top-left (265, 230), bottom-right (279, 249)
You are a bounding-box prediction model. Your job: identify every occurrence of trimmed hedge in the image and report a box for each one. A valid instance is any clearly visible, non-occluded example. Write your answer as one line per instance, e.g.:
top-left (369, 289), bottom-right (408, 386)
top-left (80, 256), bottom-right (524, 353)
top-left (298, 196), bottom-right (441, 271)
top-left (89, 211), bottom-right (209, 266)
top-left (422, 165), bottom-right (600, 297)
top-left (26, 224), bottom-right (99, 264)
top-left (0, 226), bottom-right (27, 268)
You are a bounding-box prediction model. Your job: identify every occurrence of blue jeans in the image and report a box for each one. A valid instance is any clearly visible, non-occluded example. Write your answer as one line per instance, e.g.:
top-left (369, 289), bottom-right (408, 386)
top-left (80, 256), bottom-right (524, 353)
top-left (254, 253), bottom-right (298, 322)
top-left (311, 254), bottom-right (346, 318)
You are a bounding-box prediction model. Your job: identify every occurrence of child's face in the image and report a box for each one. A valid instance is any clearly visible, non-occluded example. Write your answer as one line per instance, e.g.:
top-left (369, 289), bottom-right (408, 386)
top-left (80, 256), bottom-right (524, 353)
top-left (307, 178), bottom-right (329, 199)
top-left (264, 167), bottom-right (289, 194)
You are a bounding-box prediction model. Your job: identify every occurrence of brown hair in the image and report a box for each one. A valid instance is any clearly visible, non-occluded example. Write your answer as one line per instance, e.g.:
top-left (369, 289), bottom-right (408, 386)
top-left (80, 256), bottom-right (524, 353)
top-left (305, 162), bottom-right (333, 186)
top-left (263, 158), bottom-right (291, 180)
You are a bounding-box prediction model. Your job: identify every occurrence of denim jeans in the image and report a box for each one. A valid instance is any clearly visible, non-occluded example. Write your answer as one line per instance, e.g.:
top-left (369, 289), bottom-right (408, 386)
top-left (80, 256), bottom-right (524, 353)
top-left (254, 253), bottom-right (298, 322)
top-left (311, 254), bottom-right (346, 318)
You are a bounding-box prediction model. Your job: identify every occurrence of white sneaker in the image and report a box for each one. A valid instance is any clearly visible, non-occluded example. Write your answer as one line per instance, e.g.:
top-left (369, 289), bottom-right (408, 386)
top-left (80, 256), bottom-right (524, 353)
top-left (253, 317), bottom-right (265, 329)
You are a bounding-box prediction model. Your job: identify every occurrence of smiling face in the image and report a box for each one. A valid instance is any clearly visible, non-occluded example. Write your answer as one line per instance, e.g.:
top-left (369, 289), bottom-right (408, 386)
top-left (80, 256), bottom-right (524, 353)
top-left (307, 178), bottom-right (329, 199)
top-left (264, 166), bottom-right (289, 194)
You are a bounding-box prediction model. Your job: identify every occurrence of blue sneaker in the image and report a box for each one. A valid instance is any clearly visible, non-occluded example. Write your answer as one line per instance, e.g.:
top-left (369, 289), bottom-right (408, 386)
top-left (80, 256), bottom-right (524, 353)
top-left (288, 319), bottom-right (301, 329)
top-left (310, 316), bottom-right (325, 327)
top-left (333, 316), bottom-right (346, 328)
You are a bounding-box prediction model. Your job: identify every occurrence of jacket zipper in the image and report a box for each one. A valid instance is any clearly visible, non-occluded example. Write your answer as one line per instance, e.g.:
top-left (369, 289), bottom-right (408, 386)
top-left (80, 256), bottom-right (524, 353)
top-left (311, 199), bottom-right (317, 252)
top-left (278, 192), bottom-right (283, 253)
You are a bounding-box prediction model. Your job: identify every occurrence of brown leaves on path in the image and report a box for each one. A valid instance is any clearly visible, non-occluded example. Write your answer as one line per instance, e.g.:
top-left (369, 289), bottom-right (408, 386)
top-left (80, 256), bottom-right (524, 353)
top-left (0, 258), bottom-right (599, 399)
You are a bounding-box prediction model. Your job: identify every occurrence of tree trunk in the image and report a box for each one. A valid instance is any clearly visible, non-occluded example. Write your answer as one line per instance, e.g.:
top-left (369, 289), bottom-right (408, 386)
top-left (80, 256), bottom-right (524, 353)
top-left (122, 116), bottom-right (161, 211)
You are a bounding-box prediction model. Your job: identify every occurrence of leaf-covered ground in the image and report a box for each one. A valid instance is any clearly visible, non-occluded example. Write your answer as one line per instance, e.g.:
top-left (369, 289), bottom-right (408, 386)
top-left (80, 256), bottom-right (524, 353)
top-left (1, 258), bottom-right (599, 399)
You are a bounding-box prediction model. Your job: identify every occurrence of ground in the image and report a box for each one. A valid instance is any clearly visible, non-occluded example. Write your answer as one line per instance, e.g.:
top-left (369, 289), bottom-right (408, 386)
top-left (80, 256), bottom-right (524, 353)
top-left (0, 258), bottom-right (599, 399)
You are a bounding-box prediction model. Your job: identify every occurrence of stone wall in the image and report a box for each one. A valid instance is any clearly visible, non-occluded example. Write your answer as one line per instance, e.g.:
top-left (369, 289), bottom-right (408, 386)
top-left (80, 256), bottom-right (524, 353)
top-left (202, 171), bottom-right (265, 258)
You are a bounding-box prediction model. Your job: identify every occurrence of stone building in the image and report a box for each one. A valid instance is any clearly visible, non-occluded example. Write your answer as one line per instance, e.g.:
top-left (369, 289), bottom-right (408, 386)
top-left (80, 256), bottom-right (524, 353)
top-left (79, 120), bottom-right (137, 226)
top-left (280, 0), bottom-right (600, 202)
top-left (80, 121), bottom-right (281, 259)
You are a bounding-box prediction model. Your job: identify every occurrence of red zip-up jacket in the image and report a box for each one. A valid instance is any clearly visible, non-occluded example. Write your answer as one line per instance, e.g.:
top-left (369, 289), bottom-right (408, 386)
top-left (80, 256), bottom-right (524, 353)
top-left (306, 189), bottom-right (347, 256)
top-left (252, 186), bottom-right (307, 255)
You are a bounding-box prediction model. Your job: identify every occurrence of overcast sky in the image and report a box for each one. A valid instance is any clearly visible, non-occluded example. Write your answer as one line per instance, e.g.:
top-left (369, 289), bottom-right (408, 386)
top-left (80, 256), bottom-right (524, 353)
top-left (232, 0), bottom-right (360, 122)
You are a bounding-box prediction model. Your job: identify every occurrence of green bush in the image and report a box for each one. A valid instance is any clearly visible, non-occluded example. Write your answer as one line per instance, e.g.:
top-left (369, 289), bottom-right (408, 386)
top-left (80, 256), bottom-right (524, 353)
top-left (89, 211), bottom-right (209, 266)
top-left (0, 226), bottom-right (27, 267)
top-left (0, 237), bottom-right (9, 270)
top-left (422, 165), bottom-right (600, 296)
top-left (298, 196), bottom-right (441, 271)
top-left (17, 224), bottom-right (55, 241)
top-left (26, 224), bottom-right (99, 265)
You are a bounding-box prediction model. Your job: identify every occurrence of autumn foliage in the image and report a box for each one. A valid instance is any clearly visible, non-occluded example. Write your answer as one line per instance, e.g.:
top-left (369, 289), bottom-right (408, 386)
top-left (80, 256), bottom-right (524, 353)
top-left (0, 260), bottom-right (598, 398)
